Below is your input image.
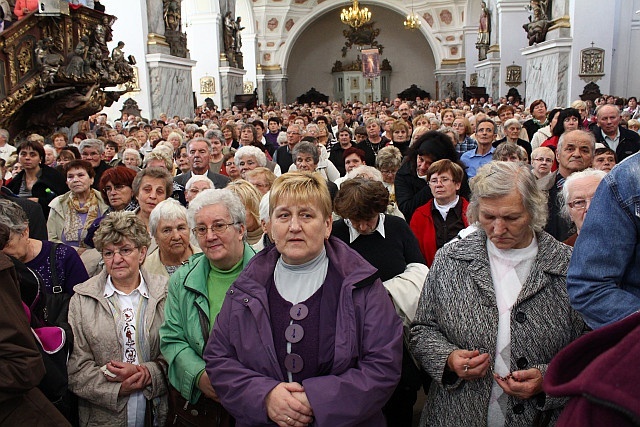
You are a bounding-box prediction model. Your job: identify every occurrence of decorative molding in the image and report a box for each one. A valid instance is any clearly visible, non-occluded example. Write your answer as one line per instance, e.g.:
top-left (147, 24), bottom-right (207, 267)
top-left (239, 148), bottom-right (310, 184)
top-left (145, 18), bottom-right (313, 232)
top-left (147, 33), bottom-right (170, 46)
top-left (549, 15), bottom-right (570, 30)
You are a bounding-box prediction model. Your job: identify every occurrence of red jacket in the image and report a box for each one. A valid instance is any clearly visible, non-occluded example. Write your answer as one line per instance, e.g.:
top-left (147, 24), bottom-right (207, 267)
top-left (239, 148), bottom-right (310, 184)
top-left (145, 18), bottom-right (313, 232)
top-left (410, 197), bottom-right (469, 267)
top-left (14, 0), bottom-right (38, 19)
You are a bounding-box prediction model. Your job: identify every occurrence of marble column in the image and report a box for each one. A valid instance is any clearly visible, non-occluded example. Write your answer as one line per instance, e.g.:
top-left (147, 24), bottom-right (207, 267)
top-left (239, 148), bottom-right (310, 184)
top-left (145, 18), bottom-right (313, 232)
top-left (521, 38), bottom-right (571, 108)
top-left (435, 66), bottom-right (466, 100)
top-left (147, 53), bottom-right (197, 118)
top-left (220, 66), bottom-right (247, 109)
top-left (496, 0), bottom-right (529, 98)
top-left (475, 58), bottom-right (501, 99)
top-left (146, 0), bottom-right (170, 55)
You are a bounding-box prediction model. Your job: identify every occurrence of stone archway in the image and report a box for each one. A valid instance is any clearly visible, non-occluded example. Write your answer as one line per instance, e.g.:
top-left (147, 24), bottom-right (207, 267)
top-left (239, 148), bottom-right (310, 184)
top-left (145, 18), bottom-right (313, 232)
top-left (283, 5), bottom-right (439, 103)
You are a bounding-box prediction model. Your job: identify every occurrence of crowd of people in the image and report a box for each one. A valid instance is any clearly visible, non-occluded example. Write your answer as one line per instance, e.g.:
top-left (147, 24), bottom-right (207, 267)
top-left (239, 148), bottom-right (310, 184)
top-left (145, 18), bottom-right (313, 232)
top-left (1, 92), bottom-right (640, 426)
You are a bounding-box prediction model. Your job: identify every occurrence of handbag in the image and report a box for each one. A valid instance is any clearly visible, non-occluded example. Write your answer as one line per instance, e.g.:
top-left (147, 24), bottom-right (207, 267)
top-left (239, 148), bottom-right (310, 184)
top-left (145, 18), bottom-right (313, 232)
top-left (167, 386), bottom-right (234, 427)
top-left (43, 243), bottom-right (73, 347)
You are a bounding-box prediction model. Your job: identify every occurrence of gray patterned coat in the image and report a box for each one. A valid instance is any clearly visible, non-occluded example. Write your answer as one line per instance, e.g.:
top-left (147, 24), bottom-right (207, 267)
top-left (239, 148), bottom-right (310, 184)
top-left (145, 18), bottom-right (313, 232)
top-left (410, 230), bottom-right (584, 427)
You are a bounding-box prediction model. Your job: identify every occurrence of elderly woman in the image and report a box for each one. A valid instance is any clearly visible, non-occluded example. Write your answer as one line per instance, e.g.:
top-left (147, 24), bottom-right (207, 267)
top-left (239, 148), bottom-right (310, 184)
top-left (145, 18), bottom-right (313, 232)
top-left (410, 159), bottom-right (469, 267)
top-left (0, 198), bottom-right (88, 295)
top-left (174, 144), bottom-right (190, 175)
top-left (530, 146), bottom-right (555, 179)
top-left (492, 142), bottom-right (528, 163)
top-left (7, 140), bottom-right (68, 218)
top-left (493, 118), bottom-right (532, 159)
top-left (332, 177), bottom-right (427, 426)
top-left (328, 127), bottom-right (353, 177)
top-left (167, 131), bottom-right (184, 150)
top-left (245, 167), bottom-right (276, 195)
top-left (291, 138), bottom-right (340, 182)
top-left (376, 145), bottom-right (402, 204)
top-left (410, 161), bottom-right (585, 427)
top-left (51, 132), bottom-right (69, 156)
top-left (222, 152), bottom-right (241, 180)
top-left (67, 211), bottom-right (168, 426)
top-left (205, 172), bottom-right (402, 427)
top-left (132, 167), bottom-right (173, 233)
top-left (185, 174), bottom-right (214, 204)
top-left (79, 139), bottom-right (111, 190)
top-left (222, 123), bottom-right (239, 150)
top-left (48, 160), bottom-right (109, 253)
top-left (145, 198), bottom-right (199, 277)
top-left (235, 145), bottom-right (268, 179)
top-left (122, 148), bottom-right (142, 171)
top-left (561, 168), bottom-right (606, 246)
top-left (159, 189), bottom-right (255, 426)
top-left (390, 120), bottom-right (411, 156)
top-left (291, 140), bottom-right (339, 198)
top-left (227, 179), bottom-right (264, 250)
top-left (452, 116), bottom-right (477, 155)
top-left (395, 131), bottom-right (471, 223)
top-left (44, 144), bottom-right (57, 168)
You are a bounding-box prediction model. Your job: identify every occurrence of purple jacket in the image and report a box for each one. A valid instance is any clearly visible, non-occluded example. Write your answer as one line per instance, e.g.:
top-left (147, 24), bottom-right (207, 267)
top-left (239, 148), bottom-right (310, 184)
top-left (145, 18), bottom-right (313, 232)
top-left (204, 237), bottom-right (402, 426)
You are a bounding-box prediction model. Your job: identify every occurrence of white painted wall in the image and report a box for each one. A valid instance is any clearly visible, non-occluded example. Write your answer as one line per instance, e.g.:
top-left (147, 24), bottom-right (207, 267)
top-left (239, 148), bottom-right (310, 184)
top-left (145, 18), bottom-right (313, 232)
top-left (286, 5), bottom-right (437, 103)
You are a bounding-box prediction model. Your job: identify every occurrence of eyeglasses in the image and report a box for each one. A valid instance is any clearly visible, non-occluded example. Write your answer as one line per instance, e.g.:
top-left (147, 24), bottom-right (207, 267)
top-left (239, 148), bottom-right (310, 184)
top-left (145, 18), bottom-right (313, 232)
top-left (104, 184), bottom-right (127, 193)
top-left (102, 246), bottom-right (137, 259)
top-left (429, 177), bottom-right (452, 185)
top-left (192, 222), bottom-right (239, 237)
top-left (225, 162), bottom-right (235, 167)
top-left (568, 198), bottom-right (592, 210)
top-left (533, 157), bottom-right (554, 163)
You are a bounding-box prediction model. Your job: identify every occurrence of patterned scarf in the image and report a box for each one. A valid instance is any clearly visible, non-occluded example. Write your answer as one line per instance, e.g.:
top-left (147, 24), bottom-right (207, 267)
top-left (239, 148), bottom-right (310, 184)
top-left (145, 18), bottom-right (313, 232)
top-left (63, 190), bottom-right (100, 246)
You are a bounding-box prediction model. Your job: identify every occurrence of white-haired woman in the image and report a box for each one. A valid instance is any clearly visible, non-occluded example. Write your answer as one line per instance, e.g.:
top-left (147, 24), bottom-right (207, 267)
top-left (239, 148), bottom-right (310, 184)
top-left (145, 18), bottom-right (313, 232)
top-left (122, 148), bottom-right (142, 171)
top-left (144, 198), bottom-right (200, 278)
top-left (560, 168), bottom-right (606, 247)
top-left (236, 144), bottom-right (282, 177)
top-left (159, 189), bottom-right (255, 425)
top-left (410, 161), bottom-right (584, 426)
top-left (184, 174), bottom-right (214, 205)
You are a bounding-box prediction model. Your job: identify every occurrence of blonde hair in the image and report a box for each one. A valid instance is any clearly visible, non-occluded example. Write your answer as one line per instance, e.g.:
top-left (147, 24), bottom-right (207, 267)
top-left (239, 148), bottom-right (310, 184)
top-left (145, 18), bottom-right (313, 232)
top-left (269, 172), bottom-right (332, 220)
top-left (226, 179), bottom-right (262, 229)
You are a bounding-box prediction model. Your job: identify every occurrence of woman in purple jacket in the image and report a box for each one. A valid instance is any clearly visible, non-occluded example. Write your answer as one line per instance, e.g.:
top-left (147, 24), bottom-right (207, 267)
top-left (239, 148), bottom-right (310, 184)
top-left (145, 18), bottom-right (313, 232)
top-left (205, 171), bottom-right (403, 427)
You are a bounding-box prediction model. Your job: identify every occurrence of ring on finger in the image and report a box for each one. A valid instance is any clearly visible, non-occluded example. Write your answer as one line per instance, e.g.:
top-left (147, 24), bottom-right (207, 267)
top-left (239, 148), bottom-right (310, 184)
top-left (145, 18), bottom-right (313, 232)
top-left (464, 363), bottom-right (470, 372)
top-left (286, 416), bottom-right (292, 424)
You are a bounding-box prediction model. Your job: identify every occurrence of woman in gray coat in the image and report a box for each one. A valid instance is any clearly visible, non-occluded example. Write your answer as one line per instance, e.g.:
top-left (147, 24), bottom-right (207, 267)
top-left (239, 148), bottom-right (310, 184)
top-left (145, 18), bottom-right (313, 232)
top-left (410, 161), bottom-right (584, 427)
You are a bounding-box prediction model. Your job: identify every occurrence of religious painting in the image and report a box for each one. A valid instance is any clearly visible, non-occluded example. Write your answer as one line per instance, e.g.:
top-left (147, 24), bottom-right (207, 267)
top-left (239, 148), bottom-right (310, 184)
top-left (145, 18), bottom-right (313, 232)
top-left (362, 48), bottom-right (380, 78)
top-left (579, 47), bottom-right (605, 81)
top-left (200, 76), bottom-right (215, 94)
top-left (351, 77), bottom-right (359, 89)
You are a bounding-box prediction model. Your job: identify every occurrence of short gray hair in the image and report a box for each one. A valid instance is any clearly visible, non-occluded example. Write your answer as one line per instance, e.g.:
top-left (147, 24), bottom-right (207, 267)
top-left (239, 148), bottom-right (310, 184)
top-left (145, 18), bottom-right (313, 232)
top-left (291, 141), bottom-right (319, 165)
top-left (132, 167), bottom-right (173, 197)
top-left (503, 118), bottom-right (521, 130)
top-left (0, 199), bottom-right (28, 235)
top-left (235, 146), bottom-right (267, 166)
top-left (94, 211), bottom-right (151, 252)
top-left (149, 198), bottom-right (188, 237)
top-left (557, 130), bottom-right (596, 154)
top-left (0, 129), bottom-right (9, 140)
top-left (79, 138), bottom-right (104, 154)
top-left (186, 188), bottom-right (246, 232)
top-left (187, 175), bottom-right (214, 193)
top-left (467, 161), bottom-right (548, 232)
top-left (123, 148), bottom-right (142, 166)
top-left (560, 168), bottom-right (606, 219)
top-left (346, 165), bottom-right (383, 182)
top-left (205, 129), bottom-right (224, 142)
top-left (186, 137), bottom-right (212, 153)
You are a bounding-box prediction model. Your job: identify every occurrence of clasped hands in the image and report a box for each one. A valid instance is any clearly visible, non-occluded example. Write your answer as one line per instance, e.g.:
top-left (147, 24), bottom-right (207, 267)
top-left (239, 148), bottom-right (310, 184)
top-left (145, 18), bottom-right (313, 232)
top-left (104, 360), bottom-right (152, 396)
top-left (447, 349), bottom-right (543, 399)
top-left (266, 382), bottom-right (314, 427)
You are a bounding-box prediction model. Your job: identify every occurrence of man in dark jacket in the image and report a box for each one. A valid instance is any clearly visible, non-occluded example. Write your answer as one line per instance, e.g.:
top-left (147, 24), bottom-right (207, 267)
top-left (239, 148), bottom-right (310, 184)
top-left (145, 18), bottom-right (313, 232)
top-left (79, 139), bottom-right (111, 189)
top-left (591, 104), bottom-right (640, 162)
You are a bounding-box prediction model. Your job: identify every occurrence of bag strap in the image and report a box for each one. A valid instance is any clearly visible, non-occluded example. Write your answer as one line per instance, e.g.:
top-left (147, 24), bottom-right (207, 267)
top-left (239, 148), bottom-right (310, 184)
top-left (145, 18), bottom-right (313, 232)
top-left (49, 243), bottom-right (62, 294)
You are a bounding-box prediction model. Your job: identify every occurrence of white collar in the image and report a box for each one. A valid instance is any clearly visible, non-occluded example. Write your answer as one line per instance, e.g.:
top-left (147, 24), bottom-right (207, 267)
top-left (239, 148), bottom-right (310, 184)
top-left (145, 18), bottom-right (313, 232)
top-left (104, 271), bottom-right (149, 299)
top-left (602, 128), bottom-right (620, 141)
top-left (345, 213), bottom-right (386, 243)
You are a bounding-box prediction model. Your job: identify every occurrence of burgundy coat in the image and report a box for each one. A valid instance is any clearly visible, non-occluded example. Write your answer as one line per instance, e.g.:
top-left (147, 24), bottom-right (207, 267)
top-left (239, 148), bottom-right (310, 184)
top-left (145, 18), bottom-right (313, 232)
top-left (544, 311), bottom-right (640, 426)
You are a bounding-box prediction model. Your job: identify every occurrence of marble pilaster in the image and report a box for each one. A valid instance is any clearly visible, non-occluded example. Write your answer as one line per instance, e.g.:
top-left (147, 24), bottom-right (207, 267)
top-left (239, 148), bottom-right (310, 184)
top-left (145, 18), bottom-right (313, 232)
top-left (220, 66), bottom-right (247, 109)
top-left (475, 58), bottom-right (500, 99)
top-left (522, 38), bottom-right (571, 108)
top-left (147, 53), bottom-right (197, 118)
top-left (496, 0), bottom-right (529, 98)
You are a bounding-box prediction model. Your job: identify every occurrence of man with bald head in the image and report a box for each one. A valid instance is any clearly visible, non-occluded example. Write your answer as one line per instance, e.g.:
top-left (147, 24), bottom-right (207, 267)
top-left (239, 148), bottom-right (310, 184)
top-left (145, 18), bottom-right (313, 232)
top-left (592, 104), bottom-right (640, 161)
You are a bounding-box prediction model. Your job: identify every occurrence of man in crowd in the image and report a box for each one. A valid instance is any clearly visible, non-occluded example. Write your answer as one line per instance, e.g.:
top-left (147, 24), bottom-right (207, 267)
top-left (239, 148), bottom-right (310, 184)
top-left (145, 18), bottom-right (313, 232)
top-left (460, 119), bottom-right (496, 179)
top-left (592, 104), bottom-right (640, 161)
top-left (273, 122), bottom-right (303, 173)
top-left (537, 129), bottom-right (595, 241)
top-left (174, 137), bottom-right (230, 190)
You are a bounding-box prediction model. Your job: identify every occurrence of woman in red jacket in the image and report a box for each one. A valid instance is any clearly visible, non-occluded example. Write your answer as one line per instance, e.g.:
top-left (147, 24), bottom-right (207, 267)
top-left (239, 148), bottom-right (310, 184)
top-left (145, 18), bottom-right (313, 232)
top-left (410, 159), bottom-right (469, 267)
top-left (14, 0), bottom-right (38, 19)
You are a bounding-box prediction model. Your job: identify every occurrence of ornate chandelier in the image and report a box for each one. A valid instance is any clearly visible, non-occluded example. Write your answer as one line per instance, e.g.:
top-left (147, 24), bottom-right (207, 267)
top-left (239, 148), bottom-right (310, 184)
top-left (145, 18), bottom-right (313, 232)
top-left (341, 0), bottom-right (371, 29)
top-left (404, 11), bottom-right (421, 29)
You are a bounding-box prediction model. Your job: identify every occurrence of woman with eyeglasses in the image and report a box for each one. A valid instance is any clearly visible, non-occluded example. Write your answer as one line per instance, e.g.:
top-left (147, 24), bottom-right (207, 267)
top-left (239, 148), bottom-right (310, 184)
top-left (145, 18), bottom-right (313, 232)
top-left (67, 211), bottom-right (169, 426)
top-left (561, 168), bottom-right (606, 247)
top-left (530, 147), bottom-right (555, 179)
top-left (410, 159), bottom-right (469, 267)
top-left (160, 189), bottom-right (255, 426)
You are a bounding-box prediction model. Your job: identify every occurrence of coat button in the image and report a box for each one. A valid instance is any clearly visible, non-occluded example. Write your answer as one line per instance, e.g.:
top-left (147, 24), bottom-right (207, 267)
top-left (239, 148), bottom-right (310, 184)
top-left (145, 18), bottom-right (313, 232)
top-left (513, 404), bottom-right (524, 414)
top-left (516, 357), bottom-right (528, 369)
top-left (243, 298), bottom-right (249, 303)
top-left (515, 312), bottom-right (526, 323)
top-left (229, 289), bottom-right (234, 294)
top-left (190, 409), bottom-right (199, 416)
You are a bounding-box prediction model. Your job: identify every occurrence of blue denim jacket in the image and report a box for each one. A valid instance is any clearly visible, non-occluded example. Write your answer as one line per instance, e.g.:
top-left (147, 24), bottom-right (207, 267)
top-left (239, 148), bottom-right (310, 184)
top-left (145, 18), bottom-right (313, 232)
top-left (567, 153), bottom-right (640, 329)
